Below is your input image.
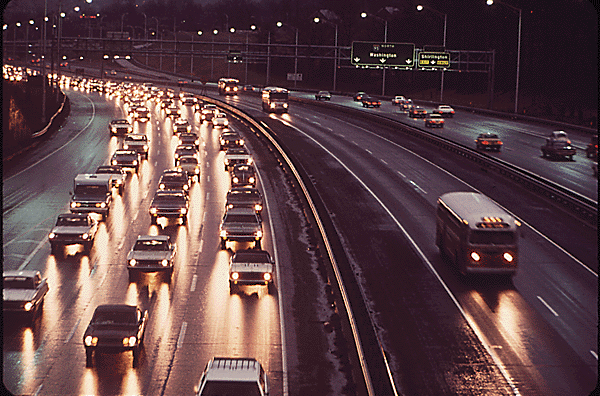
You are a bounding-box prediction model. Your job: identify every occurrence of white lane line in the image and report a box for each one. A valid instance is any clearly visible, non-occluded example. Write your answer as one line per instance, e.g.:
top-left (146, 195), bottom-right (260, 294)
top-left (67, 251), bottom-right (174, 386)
top-left (381, 159), bottom-right (388, 165)
top-left (18, 238), bottom-right (48, 271)
top-left (537, 296), bottom-right (559, 317)
top-left (205, 192), bottom-right (210, 201)
top-left (65, 319), bottom-right (81, 344)
top-left (198, 239), bottom-right (204, 253)
top-left (190, 275), bottom-right (198, 292)
top-left (5, 95), bottom-right (96, 182)
top-left (396, 170), bottom-right (406, 178)
top-left (33, 384), bottom-right (43, 396)
top-left (177, 322), bottom-right (187, 348)
top-left (591, 350), bottom-right (598, 360)
top-left (207, 175), bottom-right (210, 183)
top-left (202, 211), bottom-right (207, 223)
top-left (409, 180), bottom-right (428, 195)
top-left (365, 149), bottom-right (372, 155)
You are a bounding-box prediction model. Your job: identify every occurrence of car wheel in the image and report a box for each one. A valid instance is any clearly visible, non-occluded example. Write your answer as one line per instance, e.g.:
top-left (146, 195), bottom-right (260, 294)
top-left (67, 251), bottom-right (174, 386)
top-left (118, 185), bottom-right (124, 195)
top-left (50, 243), bottom-right (61, 255)
top-left (132, 347), bottom-right (140, 367)
top-left (267, 282), bottom-right (275, 294)
top-left (229, 281), bottom-right (238, 294)
top-left (220, 240), bottom-right (227, 250)
top-left (128, 270), bottom-right (137, 282)
top-left (255, 240), bottom-right (262, 249)
top-left (83, 241), bottom-right (93, 254)
top-left (181, 216), bottom-right (187, 225)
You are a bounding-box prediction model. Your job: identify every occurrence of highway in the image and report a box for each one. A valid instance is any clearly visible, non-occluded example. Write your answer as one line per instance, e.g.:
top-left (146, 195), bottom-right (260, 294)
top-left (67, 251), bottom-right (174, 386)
top-left (3, 68), bottom-right (597, 395)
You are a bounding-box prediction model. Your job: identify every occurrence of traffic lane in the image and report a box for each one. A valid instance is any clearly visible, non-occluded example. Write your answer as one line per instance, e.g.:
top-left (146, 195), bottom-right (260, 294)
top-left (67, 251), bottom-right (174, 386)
top-left (2, 88), bottom-right (118, 269)
top-left (263, 109), bottom-right (596, 394)
top-left (292, 93), bottom-right (598, 201)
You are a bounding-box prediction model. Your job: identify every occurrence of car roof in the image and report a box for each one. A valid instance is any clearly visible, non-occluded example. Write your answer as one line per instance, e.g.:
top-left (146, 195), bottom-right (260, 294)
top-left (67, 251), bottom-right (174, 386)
top-left (57, 213), bottom-right (90, 219)
top-left (4, 270), bottom-right (41, 278)
top-left (93, 304), bottom-right (138, 314)
top-left (205, 358), bottom-right (262, 382)
top-left (136, 235), bottom-right (170, 242)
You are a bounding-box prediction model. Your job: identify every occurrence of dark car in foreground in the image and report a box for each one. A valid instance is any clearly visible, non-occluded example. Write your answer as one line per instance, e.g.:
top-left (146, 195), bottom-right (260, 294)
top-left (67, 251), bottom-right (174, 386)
top-left (83, 304), bottom-right (148, 367)
top-left (361, 96), bottom-right (381, 108)
top-left (149, 189), bottom-right (189, 226)
top-left (48, 213), bottom-right (98, 255)
top-left (475, 133), bottom-right (503, 151)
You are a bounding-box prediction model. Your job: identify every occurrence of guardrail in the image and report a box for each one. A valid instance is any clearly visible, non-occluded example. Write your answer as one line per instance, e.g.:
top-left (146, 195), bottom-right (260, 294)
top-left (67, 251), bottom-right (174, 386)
top-left (199, 95), bottom-right (405, 396)
top-left (289, 96), bottom-right (598, 227)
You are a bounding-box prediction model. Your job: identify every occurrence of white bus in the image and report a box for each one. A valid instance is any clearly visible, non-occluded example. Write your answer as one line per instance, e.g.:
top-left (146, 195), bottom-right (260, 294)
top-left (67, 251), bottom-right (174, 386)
top-left (435, 192), bottom-right (520, 276)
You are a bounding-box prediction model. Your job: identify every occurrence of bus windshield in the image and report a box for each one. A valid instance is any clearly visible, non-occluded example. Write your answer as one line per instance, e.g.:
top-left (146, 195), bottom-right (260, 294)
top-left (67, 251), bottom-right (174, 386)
top-left (469, 230), bottom-right (515, 245)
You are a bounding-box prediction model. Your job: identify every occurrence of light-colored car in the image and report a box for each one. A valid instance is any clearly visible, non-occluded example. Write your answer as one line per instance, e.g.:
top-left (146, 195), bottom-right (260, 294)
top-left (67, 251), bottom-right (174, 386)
top-left (315, 91), bottom-right (331, 100)
top-left (3, 270), bottom-right (49, 318)
top-left (177, 156), bottom-right (201, 182)
top-left (173, 119), bottom-right (192, 134)
top-left (212, 113), bottom-right (229, 128)
top-left (127, 235), bottom-right (177, 281)
top-left (229, 249), bottom-right (274, 294)
top-left (425, 113), bottom-right (445, 128)
top-left (195, 357), bottom-right (269, 396)
top-left (49, 213), bottom-right (98, 255)
top-left (123, 133), bottom-right (149, 159)
top-left (434, 105), bottom-right (455, 117)
top-left (391, 95), bottom-right (406, 105)
top-left (220, 207), bottom-right (263, 250)
top-left (475, 132), bottom-right (503, 151)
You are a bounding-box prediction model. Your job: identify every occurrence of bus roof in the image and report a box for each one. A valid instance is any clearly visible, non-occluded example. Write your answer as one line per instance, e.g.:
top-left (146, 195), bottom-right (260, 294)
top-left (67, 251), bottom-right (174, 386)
top-left (262, 86), bottom-right (288, 93)
top-left (438, 192), bottom-right (517, 228)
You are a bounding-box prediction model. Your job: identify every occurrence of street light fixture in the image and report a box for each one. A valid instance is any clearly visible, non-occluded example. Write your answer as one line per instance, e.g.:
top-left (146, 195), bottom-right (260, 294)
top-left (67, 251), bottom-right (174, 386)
top-left (416, 4), bottom-right (447, 102)
top-left (487, 0), bottom-right (521, 114)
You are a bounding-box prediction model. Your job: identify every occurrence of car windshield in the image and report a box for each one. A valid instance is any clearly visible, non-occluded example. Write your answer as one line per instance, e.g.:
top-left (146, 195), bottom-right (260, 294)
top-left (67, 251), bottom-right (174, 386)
top-left (4, 277), bottom-right (35, 289)
top-left (74, 185), bottom-right (109, 195)
top-left (224, 214), bottom-right (258, 223)
top-left (154, 194), bottom-right (186, 203)
top-left (162, 175), bottom-right (185, 183)
top-left (234, 251), bottom-right (271, 263)
top-left (126, 135), bottom-right (146, 142)
top-left (56, 216), bottom-right (88, 226)
top-left (134, 239), bottom-right (168, 251)
top-left (469, 231), bottom-right (515, 245)
top-left (229, 190), bottom-right (260, 199)
top-left (179, 158), bottom-right (197, 165)
top-left (92, 310), bottom-right (136, 325)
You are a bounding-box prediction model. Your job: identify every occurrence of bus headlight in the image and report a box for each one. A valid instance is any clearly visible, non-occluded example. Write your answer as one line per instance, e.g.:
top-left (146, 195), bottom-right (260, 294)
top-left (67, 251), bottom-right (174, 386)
top-left (503, 252), bottom-right (514, 262)
top-left (470, 252), bottom-right (481, 262)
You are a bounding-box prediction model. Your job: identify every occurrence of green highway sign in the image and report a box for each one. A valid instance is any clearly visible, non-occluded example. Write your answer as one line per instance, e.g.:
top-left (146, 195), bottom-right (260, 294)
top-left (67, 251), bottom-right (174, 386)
top-left (417, 51), bottom-right (450, 69)
top-left (351, 41), bottom-right (415, 69)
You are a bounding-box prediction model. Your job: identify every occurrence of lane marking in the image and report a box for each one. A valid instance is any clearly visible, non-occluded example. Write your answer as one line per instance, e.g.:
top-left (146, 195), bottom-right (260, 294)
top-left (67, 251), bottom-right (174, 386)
top-left (18, 238), bottom-right (49, 271)
top-left (205, 192), bottom-right (210, 201)
top-left (207, 175), bottom-right (210, 183)
top-left (177, 322), bottom-right (187, 348)
top-left (190, 275), bottom-right (198, 292)
top-left (198, 239), bottom-right (204, 253)
top-left (409, 180), bottom-right (428, 195)
top-left (537, 296), bottom-right (559, 317)
top-left (591, 350), bottom-right (598, 360)
top-left (65, 319), bottom-right (81, 344)
top-left (381, 159), bottom-right (388, 165)
top-left (365, 149), bottom-right (372, 155)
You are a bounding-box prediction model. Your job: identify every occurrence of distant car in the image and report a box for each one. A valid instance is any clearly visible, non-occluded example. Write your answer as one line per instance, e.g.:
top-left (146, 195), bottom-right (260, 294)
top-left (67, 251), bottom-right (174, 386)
top-left (541, 140), bottom-right (576, 160)
top-left (353, 92), bottom-right (367, 101)
top-left (178, 132), bottom-right (200, 150)
top-left (83, 304), bottom-right (148, 367)
top-left (315, 91), bottom-right (331, 101)
top-left (229, 249), bottom-right (274, 294)
top-left (220, 207), bottom-right (263, 250)
top-left (243, 85), bottom-right (255, 92)
top-left (3, 270), bottom-right (49, 318)
top-left (200, 104), bottom-right (217, 122)
top-left (399, 99), bottom-right (413, 111)
top-left (212, 113), bottom-right (229, 128)
top-left (434, 105), bottom-right (455, 117)
top-left (123, 133), bottom-right (149, 160)
top-left (126, 235), bottom-right (177, 281)
top-left (585, 135), bottom-right (598, 158)
top-left (408, 106), bottom-right (427, 118)
top-left (149, 189), bottom-right (189, 226)
top-left (391, 96), bottom-right (406, 105)
top-left (194, 357), bottom-right (269, 396)
top-left (219, 131), bottom-right (244, 151)
top-left (49, 213), bottom-right (98, 255)
top-left (424, 113), bottom-right (445, 128)
top-left (230, 164), bottom-right (257, 187)
top-left (95, 165), bottom-right (126, 195)
top-left (361, 96), bottom-right (381, 108)
top-left (173, 119), bottom-right (192, 135)
top-left (109, 119), bottom-right (133, 136)
top-left (547, 130), bottom-right (570, 143)
top-left (133, 106), bottom-right (150, 122)
top-left (177, 156), bottom-right (201, 182)
top-left (109, 70), bottom-right (117, 76)
top-left (226, 187), bottom-right (263, 214)
top-left (165, 105), bottom-right (181, 118)
top-left (475, 133), bottom-right (503, 151)
top-left (158, 169), bottom-right (190, 193)
top-left (224, 147), bottom-right (253, 171)
top-left (111, 150), bottom-right (140, 173)
top-left (174, 144), bottom-right (199, 165)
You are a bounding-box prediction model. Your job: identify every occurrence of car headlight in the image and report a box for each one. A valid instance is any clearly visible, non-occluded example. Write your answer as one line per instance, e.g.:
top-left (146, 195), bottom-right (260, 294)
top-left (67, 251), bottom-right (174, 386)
top-left (254, 204), bottom-right (262, 212)
top-left (283, 103), bottom-right (288, 108)
top-left (470, 252), bottom-right (481, 262)
top-left (111, 127), bottom-right (117, 132)
top-left (248, 177), bottom-right (255, 184)
top-left (100, 202), bottom-right (106, 208)
top-left (270, 103), bottom-right (275, 108)
top-left (232, 177), bottom-right (239, 184)
top-left (231, 272), bottom-right (239, 280)
top-left (85, 336), bottom-right (98, 346)
top-left (180, 207), bottom-right (187, 214)
top-left (150, 207), bottom-right (157, 214)
top-left (129, 259), bottom-right (136, 266)
top-left (49, 232), bottom-right (56, 239)
top-left (195, 168), bottom-right (200, 174)
top-left (263, 273), bottom-right (271, 281)
top-left (256, 230), bottom-right (263, 238)
top-left (503, 252), bottom-right (514, 263)
top-left (82, 233), bottom-right (89, 240)
top-left (183, 184), bottom-right (189, 190)
top-left (112, 160), bottom-right (118, 166)
top-left (143, 145), bottom-right (148, 150)
top-left (71, 202), bottom-right (79, 208)
top-left (161, 259), bottom-right (169, 266)
top-left (224, 159), bottom-right (230, 165)
top-left (224, 120), bottom-right (229, 126)
top-left (24, 302), bottom-right (34, 311)
top-left (247, 158), bottom-right (253, 165)
top-left (132, 160), bottom-right (138, 165)
top-left (220, 230), bottom-right (227, 238)
top-left (239, 139), bottom-right (244, 145)
top-left (123, 336), bottom-right (137, 347)
top-left (123, 144), bottom-right (129, 149)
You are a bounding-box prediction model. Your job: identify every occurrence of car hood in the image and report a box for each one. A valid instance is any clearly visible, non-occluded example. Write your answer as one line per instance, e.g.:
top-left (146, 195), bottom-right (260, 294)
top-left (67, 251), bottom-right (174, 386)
top-left (127, 251), bottom-right (173, 261)
top-left (85, 323), bottom-right (137, 336)
top-left (3, 289), bottom-right (37, 302)
top-left (230, 262), bottom-right (273, 273)
top-left (51, 225), bottom-right (92, 234)
top-left (221, 222), bottom-right (261, 231)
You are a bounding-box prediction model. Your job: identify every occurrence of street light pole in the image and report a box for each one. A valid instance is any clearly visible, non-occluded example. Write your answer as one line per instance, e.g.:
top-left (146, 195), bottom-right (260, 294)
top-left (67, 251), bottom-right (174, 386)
top-left (313, 17), bottom-right (337, 92)
top-left (417, 5), bottom-right (447, 102)
top-left (142, 13), bottom-right (147, 65)
top-left (487, 0), bottom-right (521, 113)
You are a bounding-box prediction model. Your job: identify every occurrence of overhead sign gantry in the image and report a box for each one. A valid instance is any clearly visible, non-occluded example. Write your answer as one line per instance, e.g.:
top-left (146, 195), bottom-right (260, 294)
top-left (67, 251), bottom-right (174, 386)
top-left (351, 41), bottom-right (415, 69)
